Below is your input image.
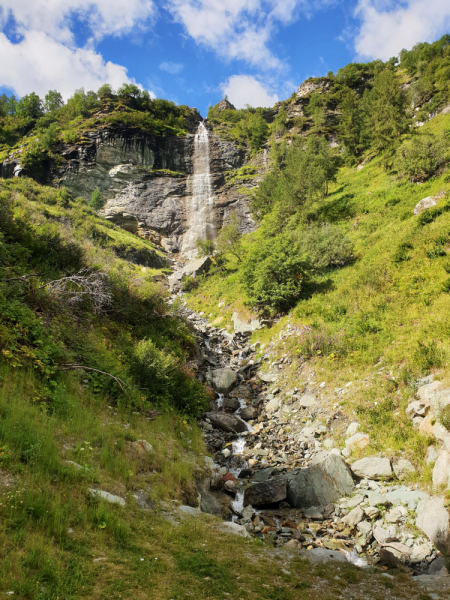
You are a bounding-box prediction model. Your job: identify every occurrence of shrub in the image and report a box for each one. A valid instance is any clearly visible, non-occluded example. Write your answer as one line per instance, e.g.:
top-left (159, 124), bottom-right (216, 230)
top-left (181, 275), bottom-right (199, 292)
top-left (196, 239), bottom-right (215, 257)
top-left (240, 235), bottom-right (310, 313)
top-left (439, 404), bottom-right (450, 430)
top-left (392, 241), bottom-right (413, 262)
top-left (413, 340), bottom-right (446, 372)
top-left (295, 223), bottom-right (353, 270)
top-left (295, 325), bottom-right (346, 359)
top-left (395, 132), bottom-right (449, 181)
top-left (89, 188), bottom-right (105, 210)
top-left (216, 213), bottom-right (244, 262)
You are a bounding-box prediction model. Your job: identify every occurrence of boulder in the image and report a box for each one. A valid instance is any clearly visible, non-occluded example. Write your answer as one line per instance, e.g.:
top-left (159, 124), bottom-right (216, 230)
top-left (223, 397), bottom-right (240, 411)
top-left (364, 506), bottom-right (380, 519)
top-left (373, 526), bottom-right (398, 544)
top-left (345, 432), bottom-right (370, 452)
top-left (366, 491), bottom-right (390, 507)
top-left (346, 422), bottom-right (361, 437)
top-left (244, 478), bottom-right (287, 506)
top-left (265, 397), bottom-right (281, 414)
top-left (207, 368), bottom-right (237, 393)
top-left (406, 400), bottom-right (429, 418)
top-left (239, 406), bottom-right (257, 421)
top-left (413, 196), bottom-right (440, 215)
top-left (393, 459), bottom-right (416, 480)
top-left (204, 412), bottom-right (248, 434)
top-left (432, 447), bottom-right (450, 488)
top-left (380, 543), bottom-right (411, 567)
top-left (168, 257), bottom-right (212, 290)
top-left (416, 496), bottom-right (450, 558)
top-left (350, 456), bottom-right (393, 480)
top-left (342, 507), bottom-right (364, 527)
top-left (286, 451), bottom-right (355, 508)
top-left (427, 446), bottom-right (439, 464)
top-left (297, 394), bottom-right (318, 409)
top-left (410, 542), bottom-right (433, 564)
top-left (257, 372), bottom-right (279, 384)
top-left (231, 312), bottom-right (262, 334)
top-left (88, 488), bottom-right (126, 506)
top-left (229, 384), bottom-right (252, 399)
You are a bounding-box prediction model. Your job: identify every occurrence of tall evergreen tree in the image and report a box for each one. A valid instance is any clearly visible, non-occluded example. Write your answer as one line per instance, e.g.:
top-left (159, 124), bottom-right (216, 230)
top-left (337, 88), bottom-right (367, 164)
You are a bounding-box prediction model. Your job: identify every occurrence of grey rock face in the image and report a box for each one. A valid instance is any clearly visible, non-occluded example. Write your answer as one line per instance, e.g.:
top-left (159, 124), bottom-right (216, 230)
top-left (286, 451), bottom-right (354, 508)
top-left (244, 478), bottom-right (287, 506)
top-left (350, 456), bottom-right (393, 480)
top-left (416, 496), bottom-right (450, 558)
top-left (207, 368), bottom-right (237, 394)
top-left (204, 412), bottom-right (248, 434)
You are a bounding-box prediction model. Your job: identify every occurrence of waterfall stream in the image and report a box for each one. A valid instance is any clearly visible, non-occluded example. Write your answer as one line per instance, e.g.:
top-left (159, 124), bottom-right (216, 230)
top-left (181, 121), bottom-right (216, 258)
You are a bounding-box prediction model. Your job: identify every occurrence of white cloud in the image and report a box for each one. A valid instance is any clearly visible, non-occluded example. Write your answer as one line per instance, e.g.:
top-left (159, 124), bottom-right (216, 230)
top-left (159, 61), bottom-right (184, 74)
top-left (166, 1), bottom-right (335, 70)
top-left (354, 0), bottom-right (450, 61)
top-left (220, 74), bottom-right (279, 108)
top-left (0, 31), bottom-right (139, 99)
top-left (0, 1), bottom-right (155, 98)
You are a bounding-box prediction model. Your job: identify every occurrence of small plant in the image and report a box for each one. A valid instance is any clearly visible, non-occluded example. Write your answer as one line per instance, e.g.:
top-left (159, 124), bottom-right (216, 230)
top-left (439, 404), bottom-right (450, 430)
top-left (89, 188), bottom-right (105, 210)
top-left (181, 275), bottom-right (199, 292)
top-left (426, 245), bottom-right (446, 259)
top-left (413, 340), bottom-right (446, 372)
top-left (196, 238), bottom-right (215, 257)
top-left (392, 241), bottom-right (413, 262)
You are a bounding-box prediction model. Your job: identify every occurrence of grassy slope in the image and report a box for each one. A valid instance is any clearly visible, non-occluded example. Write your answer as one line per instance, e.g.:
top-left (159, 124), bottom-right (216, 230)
top-left (186, 113), bottom-right (450, 478)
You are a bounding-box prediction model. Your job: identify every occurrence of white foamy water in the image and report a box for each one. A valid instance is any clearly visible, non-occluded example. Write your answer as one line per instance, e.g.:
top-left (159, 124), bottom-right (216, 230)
top-left (232, 436), bottom-right (247, 455)
top-left (342, 550), bottom-right (368, 567)
top-left (217, 393), bottom-right (224, 408)
top-left (235, 398), bottom-right (247, 413)
top-left (231, 490), bottom-right (245, 520)
top-left (181, 121), bottom-right (216, 258)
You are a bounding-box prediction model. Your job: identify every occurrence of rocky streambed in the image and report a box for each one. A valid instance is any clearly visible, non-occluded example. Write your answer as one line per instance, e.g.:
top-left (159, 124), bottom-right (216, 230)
top-left (170, 290), bottom-right (450, 590)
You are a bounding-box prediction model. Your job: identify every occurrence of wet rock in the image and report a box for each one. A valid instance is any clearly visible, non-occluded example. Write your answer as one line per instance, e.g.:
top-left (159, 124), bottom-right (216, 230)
top-left (345, 432), bottom-right (370, 452)
top-left (239, 406), bottom-right (257, 420)
top-left (253, 467), bottom-right (277, 482)
top-left (342, 506), bottom-right (364, 527)
top-left (238, 468), bottom-right (253, 478)
top-left (244, 478), bottom-right (287, 506)
top-left (223, 397), bottom-right (240, 412)
top-left (224, 480), bottom-right (237, 494)
top-left (303, 507), bottom-right (323, 520)
top-left (393, 459), bottom-right (416, 480)
top-left (221, 448), bottom-right (231, 458)
top-left (350, 456), bottom-right (393, 480)
top-left (287, 451), bottom-right (354, 508)
top-left (204, 412), bottom-right (248, 433)
top-left (416, 496), bottom-right (450, 558)
top-left (207, 368), bottom-right (237, 393)
top-left (88, 488), bottom-right (126, 506)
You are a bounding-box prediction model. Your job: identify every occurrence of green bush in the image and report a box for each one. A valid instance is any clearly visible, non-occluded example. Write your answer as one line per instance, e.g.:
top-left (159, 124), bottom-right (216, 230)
top-left (181, 275), bottom-right (199, 292)
top-left (89, 188), bottom-right (105, 210)
top-left (395, 132), bottom-right (449, 181)
top-left (392, 241), bottom-right (413, 262)
top-left (240, 236), bottom-right (310, 313)
top-left (196, 239), bottom-right (215, 257)
top-left (294, 223), bottom-right (353, 270)
top-left (439, 404), bottom-right (450, 430)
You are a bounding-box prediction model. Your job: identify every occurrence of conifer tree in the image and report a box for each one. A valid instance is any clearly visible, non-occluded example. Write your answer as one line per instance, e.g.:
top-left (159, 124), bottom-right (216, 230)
top-left (337, 88), bottom-right (367, 164)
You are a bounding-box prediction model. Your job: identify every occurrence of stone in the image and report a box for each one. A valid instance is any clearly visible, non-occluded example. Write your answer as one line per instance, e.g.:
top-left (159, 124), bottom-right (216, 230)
top-left (345, 432), bottom-right (370, 452)
top-left (284, 539), bottom-right (300, 548)
top-left (297, 394), bottom-right (318, 409)
top-left (419, 413), bottom-right (436, 437)
top-left (366, 491), bottom-right (390, 507)
top-left (406, 400), bottom-right (429, 417)
top-left (323, 439), bottom-right (334, 450)
top-left (239, 406), bottom-right (257, 421)
top-left (373, 526), bottom-right (398, 544)
top-left (65, 460), bottom-right (83, 470)
top-left (414, 196), bottom-right (440, 215)
top-left (286, 451), bottom-right (355, 508)
top-left (253, 467), bottom-right (276, 482)
top-left (207, 369), bottom-right (237, 393)
top-left (322, 539), bottom-right (349, 551)
top-left (357, 521), bottom-right (372, 535)
top-left (347, 494), bottom-right (364, 509)
top-left (231, 312), bottom-right (262, 334)
top-left (229, 384), bottom-right (252, 399)
top-left (223, 397), bottom-right (240, 411)
top-left (380, 543), bottom-right (411, 567)
top-left (342, 506), bottom-right (364, 527)
top-left (427, 446), bottom-right (439, 464)
top-left (418, 381), bottom-right (443, 403)
top-left (224, 480), bottom-right (236, 493)
top-left (244, 479), bottom-right (287, 506)
top-left (385, 507), bottom-right (405, 524)
top-left (221, 448), bottom-right (231, 458)
top-left (265, 398), bottom-right (281, 414)
top-left (346, 422), bottom-right (361, 437)
top-left (179, 505), bottom-right (201, 516)
top-left (432, 447), bottom-right (450, 488)
top-left (416, 496), bottom-right (450, 558)
top-left (220, 522), bottom-right (250, 537)
top-left (204, 412), bottom-right (248, 434)
top-left (383, 488), bottom-right (429, 509)
top-left (393, 459), bottom-right (416, 480)
top-left (364, 506), bottom-right (380, 519)
top-left (410, 542), bottom-right (433, 564)
top-left (88, 488), bottom-right (126, 506)
top-left (168, 257), bottom-right (212, 290)
top-left (350, 456), bottom-right (393, 480)
top-left (257, 372), bottom-right (279, 384)
top-left (303, 507), bottom-right (323, 520)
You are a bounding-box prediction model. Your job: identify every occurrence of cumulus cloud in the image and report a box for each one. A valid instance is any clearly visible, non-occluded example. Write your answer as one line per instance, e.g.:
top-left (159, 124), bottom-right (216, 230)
top-left (159, 61), bottom-right (184, 74)
top-left (220, 75), bottom-right (279, 108)
top-left (166, 0), bottom-right (335, 70)
top-left (0, 0), bottom-right (155, 98)
top-left (354, 0), bottom-right (450, 61)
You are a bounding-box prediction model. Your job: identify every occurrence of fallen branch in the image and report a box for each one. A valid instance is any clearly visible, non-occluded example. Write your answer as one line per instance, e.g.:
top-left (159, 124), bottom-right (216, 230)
top-left (5, 274), bottom-right (40, 284)
top-left (58, 364), bottom-right (129, 395)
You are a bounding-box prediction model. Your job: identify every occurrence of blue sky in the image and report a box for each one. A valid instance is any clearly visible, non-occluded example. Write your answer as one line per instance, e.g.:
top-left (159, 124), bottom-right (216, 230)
top-left (1, 1), bottom-right (450, 116)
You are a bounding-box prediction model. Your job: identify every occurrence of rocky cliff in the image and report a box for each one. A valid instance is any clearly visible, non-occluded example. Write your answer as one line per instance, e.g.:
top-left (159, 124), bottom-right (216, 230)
top-left (56, 123), bottom-right (249, 254)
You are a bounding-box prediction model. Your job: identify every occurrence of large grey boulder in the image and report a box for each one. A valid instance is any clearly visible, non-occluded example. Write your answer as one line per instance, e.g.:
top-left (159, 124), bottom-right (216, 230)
top-left (286, 451), bottom-right (355, 508)
top-left (416, 496), bottom-right (450, 558)
top-left (350, 456), bottom-right (393, 480)
top-left (168, 257), bottom-right (212, 290)
top-left (207, 368), bottom-right (237, 393)
top-left (414, 196), bottom-right (441, 215)
top-left (433, 447), bottom-right (450, 488)
top-left (393, 459), bottom-right (416, 480)
top-left (244, 478), bottom-right (287, 506)
top-left (205, 412), bottom-right (248, 434)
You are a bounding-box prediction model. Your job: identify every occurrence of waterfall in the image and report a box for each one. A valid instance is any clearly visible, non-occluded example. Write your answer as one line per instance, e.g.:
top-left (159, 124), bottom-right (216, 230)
top-left (181, 121), bottom-right (216, 258)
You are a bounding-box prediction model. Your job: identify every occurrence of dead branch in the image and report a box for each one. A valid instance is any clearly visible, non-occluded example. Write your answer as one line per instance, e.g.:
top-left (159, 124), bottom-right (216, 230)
top-left (5, 275), bottom-right (40, 284)
top-left (57, 364), bottom-right (129, 394)
top-left (39, 268), bottom-right (112, 314)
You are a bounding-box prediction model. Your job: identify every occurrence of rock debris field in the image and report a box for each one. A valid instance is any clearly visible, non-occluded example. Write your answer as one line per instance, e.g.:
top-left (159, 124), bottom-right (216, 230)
top-left (171, 287), bottom-right (450, 598)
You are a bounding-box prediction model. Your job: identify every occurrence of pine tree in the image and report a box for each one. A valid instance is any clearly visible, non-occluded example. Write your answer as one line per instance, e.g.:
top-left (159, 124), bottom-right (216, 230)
top-left (337, 88), bottom-right (367, 164)
top-left (90, 188), bottom-right (105, 210)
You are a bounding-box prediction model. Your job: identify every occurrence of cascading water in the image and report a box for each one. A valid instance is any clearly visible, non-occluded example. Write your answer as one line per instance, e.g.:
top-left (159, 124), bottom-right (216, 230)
top-left (181, 121), bottom-right (216, 258)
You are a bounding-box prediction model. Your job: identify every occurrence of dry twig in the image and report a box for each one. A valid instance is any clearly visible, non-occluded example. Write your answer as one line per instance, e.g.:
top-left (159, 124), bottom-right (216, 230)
top-left (57, 364), bottom-right (129, 394)
top-left (40, 269), bottom-right (112, 314)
